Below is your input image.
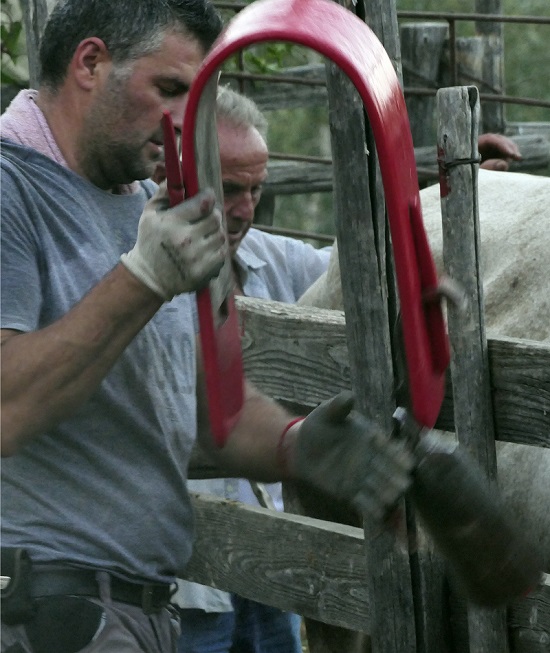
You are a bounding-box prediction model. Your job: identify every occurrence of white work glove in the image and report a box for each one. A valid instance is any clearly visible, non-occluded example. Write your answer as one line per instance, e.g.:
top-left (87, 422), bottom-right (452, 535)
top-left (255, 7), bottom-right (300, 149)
top-left (121, 184), bottom-right (226, 300)
top-left (283, 391), bottom-right (414, 523)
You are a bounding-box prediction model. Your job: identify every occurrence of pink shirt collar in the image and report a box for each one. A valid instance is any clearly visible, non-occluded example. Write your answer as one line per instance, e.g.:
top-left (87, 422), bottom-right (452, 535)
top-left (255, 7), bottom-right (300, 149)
top-left (0, 89), bottom-right (138, 194)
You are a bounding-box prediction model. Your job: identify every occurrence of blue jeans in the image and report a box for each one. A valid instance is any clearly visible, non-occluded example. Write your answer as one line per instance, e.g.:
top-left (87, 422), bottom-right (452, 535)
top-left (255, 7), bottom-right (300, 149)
top-left (177, 595), bottom-right (302, 653)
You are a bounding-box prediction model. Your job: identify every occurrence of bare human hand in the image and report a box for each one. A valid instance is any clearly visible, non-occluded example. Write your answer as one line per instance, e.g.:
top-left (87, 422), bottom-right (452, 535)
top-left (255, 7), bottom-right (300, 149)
top-left (478, 133), bottom-right (522, 172)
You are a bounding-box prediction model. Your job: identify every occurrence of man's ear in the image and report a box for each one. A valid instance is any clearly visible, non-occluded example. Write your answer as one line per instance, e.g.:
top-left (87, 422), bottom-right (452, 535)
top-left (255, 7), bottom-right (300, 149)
top-left (71, 37), bottom-right (111, 90)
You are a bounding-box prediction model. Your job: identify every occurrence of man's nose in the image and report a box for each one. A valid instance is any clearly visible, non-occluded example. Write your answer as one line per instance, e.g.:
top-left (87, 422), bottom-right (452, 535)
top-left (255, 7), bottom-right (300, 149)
top-left (232, 192), bottom-right (256, 222)
top-left (167, 96), bottom-right (189, 132)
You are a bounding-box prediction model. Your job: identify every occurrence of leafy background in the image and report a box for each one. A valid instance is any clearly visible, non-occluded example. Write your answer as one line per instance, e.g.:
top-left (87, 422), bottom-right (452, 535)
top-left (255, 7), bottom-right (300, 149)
top-left (1, 0), bottom-right (26, 89)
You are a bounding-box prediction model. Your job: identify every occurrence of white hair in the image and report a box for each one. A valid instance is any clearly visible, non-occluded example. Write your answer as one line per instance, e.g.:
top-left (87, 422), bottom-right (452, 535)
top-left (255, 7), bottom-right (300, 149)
top-left (216, 85), bottom-right (268, 142)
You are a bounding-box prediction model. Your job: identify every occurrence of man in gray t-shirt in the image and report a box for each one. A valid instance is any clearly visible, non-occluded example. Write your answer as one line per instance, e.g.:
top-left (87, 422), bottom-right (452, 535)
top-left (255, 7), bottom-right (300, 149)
top-left (0, 3), bottom-right (413, 651)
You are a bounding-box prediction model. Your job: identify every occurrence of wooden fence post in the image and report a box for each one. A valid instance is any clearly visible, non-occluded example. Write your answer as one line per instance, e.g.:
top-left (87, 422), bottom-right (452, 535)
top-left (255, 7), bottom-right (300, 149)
top-left (321, 1), bottom-right (421, 651)
top-left (323, 2), bottom-right (456, 652)
top-left (326, 55), bottom-right (418, 653)
top-left (440, 36), bottom-right (484, 90)
top-left (400, 22), bottom-right (449, 147)
top-left (436, 85), bottom-right (509, 653)
top-left (474, 0), bottom-right (506, 133)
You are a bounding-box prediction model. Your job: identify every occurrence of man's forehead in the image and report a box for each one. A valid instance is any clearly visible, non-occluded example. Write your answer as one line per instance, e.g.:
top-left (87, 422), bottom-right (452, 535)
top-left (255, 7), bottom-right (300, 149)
top-left (219, 123), bottom-right (267, 158)
top-left (221, 161), bottom-right (268, 185)
top-left (218, 119), bottom-right (266, 146)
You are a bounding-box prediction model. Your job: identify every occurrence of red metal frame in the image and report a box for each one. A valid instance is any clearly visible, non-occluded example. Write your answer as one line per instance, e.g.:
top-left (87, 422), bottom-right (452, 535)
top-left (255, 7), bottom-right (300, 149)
top-left (178, 0), bottom-right (450, 439)
top-left (162, 110), bottom-right (244, 446)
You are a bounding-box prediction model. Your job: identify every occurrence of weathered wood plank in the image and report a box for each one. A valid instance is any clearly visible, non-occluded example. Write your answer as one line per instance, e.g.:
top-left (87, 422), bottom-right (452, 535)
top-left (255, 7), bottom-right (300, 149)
top-left (437, 84), bottom-right (508, 653)
top-left (239, 300), bottom-right (349, 404)
top-left (325, 39), bottom-right (418, 649)
top-left (439, 36), bottom-right (484, 98)
top-left (489, 338), bottom-right (550, 448)
top-left (438, 85), bottom-right (497, 473)
top-left (183, 493), bottom-right (371, 632)
top-left (182, 494), bottom-right (550, 648)
top-left (263, 134), bottom-right (550, 196)
top-left (414, 133), bottom-right (550, 176)
top-left (507, 122), bottom-right (550, 140)
top-left (319, 3), bottom-right (424, 649)
top-left (475, 0), bottom-right (505, 133)
top-left (236, 297), bottom-right (550, 447)
top-left (264, 160), bottom-right (334, 195)
top-left (19, 0), bottom-right (49, 88)
top-left (401, 22), bottom-right (449, 147)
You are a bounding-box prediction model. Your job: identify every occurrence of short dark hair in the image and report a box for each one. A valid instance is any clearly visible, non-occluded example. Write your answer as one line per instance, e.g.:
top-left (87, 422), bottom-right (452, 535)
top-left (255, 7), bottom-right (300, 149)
top-left (39, 0), bottom-right (223, 90)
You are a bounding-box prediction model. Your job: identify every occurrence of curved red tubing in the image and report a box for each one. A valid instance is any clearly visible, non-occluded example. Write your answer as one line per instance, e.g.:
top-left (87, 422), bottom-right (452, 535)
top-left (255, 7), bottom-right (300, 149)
top-left (181, 0), bottom-right (450, 439)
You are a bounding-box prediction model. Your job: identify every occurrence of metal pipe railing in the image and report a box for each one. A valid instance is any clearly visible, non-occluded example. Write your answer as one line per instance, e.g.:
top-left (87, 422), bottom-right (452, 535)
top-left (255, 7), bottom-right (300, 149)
top-left (216, 5), bottom-right (550, 110)
top-left (215, 3), bottom-right (549, 246)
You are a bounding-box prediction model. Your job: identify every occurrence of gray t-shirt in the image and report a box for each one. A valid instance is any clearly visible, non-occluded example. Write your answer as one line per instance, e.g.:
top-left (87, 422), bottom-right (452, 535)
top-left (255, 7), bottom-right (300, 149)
top-left (1, 140), bottom-right (198, 584)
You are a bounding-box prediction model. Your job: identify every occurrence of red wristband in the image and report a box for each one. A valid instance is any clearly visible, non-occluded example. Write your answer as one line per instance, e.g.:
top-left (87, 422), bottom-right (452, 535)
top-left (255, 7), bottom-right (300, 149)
top-left (276, 416), bottom-right (305, 475)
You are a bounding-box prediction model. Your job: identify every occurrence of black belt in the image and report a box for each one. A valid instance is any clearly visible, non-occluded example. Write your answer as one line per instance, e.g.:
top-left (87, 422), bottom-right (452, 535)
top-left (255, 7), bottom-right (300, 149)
top-left (30, 568), bottom-right (173, 614)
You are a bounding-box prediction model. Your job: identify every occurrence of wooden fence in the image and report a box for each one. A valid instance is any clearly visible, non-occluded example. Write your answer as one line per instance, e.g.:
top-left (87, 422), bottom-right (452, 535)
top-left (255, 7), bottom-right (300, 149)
top-left (184, 80), bottom-right (550, 652)
top-left (185, 297), bottom-right (550, 652)
top-left (224, 8), bottom-right (550, 217)
top-left (182, 1), bottom-right (550, 650)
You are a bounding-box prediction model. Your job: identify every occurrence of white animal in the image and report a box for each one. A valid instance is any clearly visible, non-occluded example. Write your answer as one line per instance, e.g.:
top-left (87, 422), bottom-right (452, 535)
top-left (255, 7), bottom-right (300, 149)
top-left (296, 169), bottom-right (550, 570)
top-left (298, 169), bottom-right (550, 342)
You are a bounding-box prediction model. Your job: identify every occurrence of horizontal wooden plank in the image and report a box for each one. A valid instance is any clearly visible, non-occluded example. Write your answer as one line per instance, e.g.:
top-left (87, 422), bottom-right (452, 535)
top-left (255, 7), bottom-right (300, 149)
top-left (183, 494), bottom-right (550, 641)
top-left (236, 297), bottom-right (550, 447)
top-left (507, 121), bottom-right (550, 140)
top-left (265, 160), bottom-right (334, 195)
top-left (264, 133), bottom-right (550, 195)
top-left (489, 337), bottom-right (550, 448)
top-left (183, 493), bottom-right (371, 632)
top-left (414, 133), bottom-right (550, 175)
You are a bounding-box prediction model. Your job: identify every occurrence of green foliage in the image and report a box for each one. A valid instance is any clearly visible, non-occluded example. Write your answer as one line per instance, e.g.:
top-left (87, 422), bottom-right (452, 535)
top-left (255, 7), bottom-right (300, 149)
top-left (1, 17), bottom-right (22, 58)
top-left (1, 0), bottom-right (28, 86)
top-left (244, 43), bottom-right (306, 74)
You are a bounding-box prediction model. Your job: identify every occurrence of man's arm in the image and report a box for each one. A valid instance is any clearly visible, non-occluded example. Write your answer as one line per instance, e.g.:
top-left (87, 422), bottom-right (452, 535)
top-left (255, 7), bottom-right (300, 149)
top-left (1, 265), bottom-right (162, 456)
top-left (196, 347), bottom-right (291, 481)
top-left (196, 342), bottom-right (414, 522)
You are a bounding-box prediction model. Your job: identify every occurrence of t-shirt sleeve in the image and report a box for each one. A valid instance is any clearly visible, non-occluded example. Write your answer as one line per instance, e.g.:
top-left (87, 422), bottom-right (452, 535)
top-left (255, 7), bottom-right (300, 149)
top-left (1, 162), bottom-right (43, 332)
